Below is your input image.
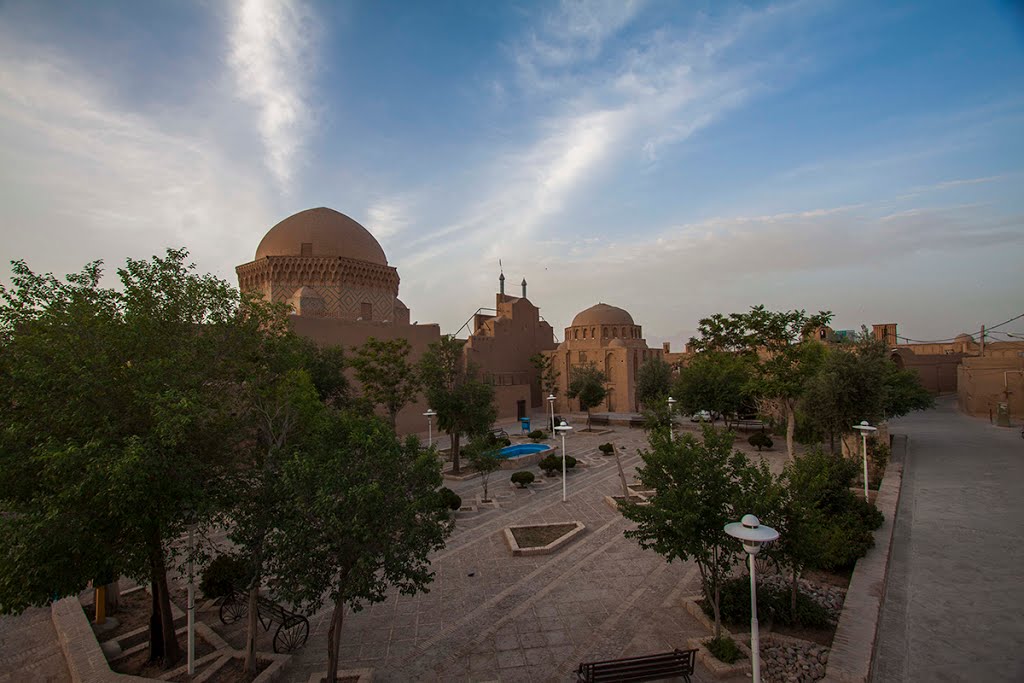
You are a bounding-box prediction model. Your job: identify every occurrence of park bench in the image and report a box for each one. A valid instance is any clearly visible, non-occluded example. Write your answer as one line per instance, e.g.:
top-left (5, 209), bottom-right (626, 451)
top-left (219, 588), bottom-right (310, 653)
top-left (628, 416), bottom-right (647, 428)
top-left (577, 648), bottom-right (697, 682)
top-left (732, 419), bottom-right (765, 431)
top-left (589, 415), bottom-right (610, 426)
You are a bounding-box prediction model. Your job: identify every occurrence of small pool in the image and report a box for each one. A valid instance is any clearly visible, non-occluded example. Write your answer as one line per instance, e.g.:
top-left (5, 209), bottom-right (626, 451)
top-left (499, 443), bottom-right (549, 459)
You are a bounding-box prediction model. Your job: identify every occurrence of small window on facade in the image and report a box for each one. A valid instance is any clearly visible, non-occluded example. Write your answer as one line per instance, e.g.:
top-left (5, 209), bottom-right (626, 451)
top-left (301, 242), bottom-right (313, 257)
top-left (579, 351), bottom-right (587, 363)
top-left (574, 329), bottom-right (579, 340)
top-left (360, 302), bottom-right (372, 320)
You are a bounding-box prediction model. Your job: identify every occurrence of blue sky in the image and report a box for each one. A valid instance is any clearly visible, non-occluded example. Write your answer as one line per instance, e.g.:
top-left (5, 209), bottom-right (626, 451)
top-left (1, 0), bottom-right (1022, 347)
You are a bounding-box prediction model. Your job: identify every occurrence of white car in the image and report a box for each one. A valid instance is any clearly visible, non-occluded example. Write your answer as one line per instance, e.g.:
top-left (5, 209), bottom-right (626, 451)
top-left (690, 410), bottom-right (714, 422)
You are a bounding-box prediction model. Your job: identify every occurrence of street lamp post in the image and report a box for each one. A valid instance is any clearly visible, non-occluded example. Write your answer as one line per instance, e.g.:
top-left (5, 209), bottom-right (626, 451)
top-left (424, 409), bottom-right (437, 449)
top-left (724, 514), bottom-right (779, 683)
top-left (667, 396), bottom-right (677, 441)
top-left (554, 420), bottom-right (573, 503)
top-left (852, 421), bottom-right (877, 502)
top-left (547, 394), bottom-right (556, 434)
top-left (187, 519), bottom-right (197, 675)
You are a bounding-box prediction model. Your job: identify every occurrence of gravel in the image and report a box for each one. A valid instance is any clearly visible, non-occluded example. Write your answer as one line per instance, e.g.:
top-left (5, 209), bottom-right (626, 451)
top-left (762, 639), bottom-right (829, 682)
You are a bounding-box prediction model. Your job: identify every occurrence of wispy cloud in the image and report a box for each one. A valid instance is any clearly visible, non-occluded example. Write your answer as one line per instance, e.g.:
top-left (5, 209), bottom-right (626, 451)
top-left (0, 30), bottom-right (276, 282)
top-left (229, 0), bottom-right (320, 191)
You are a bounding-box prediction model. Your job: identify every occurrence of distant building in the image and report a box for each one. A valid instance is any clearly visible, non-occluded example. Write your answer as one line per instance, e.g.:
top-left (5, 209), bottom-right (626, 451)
top-left (544, 303), bottom-right (664, 414)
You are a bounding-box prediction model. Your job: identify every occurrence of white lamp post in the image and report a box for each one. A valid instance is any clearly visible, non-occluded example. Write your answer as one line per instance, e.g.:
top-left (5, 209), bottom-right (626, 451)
top-left (423, 409), bottom-right (437, 449)
top-left (724, 514), bottom-right (779, 683)
top-left (547, 394), bottom-right (556, 434)
top-left (667, 396), bottom-right (677, 441)
top-left (852, 421), bottom-right (877, 502)
top-left (186, 520), bottom-right (197, 675)
top-left (554, 420), bottom-right (573, 502)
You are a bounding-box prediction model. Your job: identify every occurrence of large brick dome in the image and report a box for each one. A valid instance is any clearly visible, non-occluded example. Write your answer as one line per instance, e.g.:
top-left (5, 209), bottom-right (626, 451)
top-left (255, 207), bottom-right (387, 265)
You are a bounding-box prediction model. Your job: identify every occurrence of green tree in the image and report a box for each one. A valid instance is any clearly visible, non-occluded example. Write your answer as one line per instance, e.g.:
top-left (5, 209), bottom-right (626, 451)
top-left (689, 306), bottom-right (833, 459)
top-left (268, 411), bottom-right (452, 683)
top-left (801, 345), bottom-right (885, 452)
top-left (530, 352), bottom-right (560, 399)
top-left (0, 250), bottom-right (254, 667)
top-left (464, 434), bottom-right (503, 502)
top-left (772, 448), bottom-right (884, 618)
top-left (419, 335), bottom-right (497, 474)
top-left (635, 357), bottom-right (673, 409)
top-left (350, 337), bottom-right (421, 430)
top-left (621, 426), bottom-right (760, 638)
top-left (673, 352), bottom-right (755, 427)
top-left (567, 362), bottom-right (608, 430)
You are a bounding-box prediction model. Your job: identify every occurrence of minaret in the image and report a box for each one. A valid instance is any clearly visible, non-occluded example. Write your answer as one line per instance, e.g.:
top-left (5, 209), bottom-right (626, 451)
top-left (521, 278), bottom-right (527, 298)
top-left (499, 271), bottom-right (505, 295)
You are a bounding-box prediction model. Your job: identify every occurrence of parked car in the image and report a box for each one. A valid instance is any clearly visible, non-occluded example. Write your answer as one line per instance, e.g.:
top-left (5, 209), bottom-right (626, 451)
top-left (690, 410), bottom-right (714, 422)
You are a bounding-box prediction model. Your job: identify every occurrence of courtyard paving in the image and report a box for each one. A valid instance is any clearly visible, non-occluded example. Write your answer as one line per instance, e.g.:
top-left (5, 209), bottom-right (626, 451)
top-left (269, 419), bottom-right (736, 682)
top-left (871, 397), bottom-right (1024, 682)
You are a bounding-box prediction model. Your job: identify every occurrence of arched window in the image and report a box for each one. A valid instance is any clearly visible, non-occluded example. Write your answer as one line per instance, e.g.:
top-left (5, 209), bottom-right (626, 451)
top-left (574, 329), bottom-right (578, 340)
top-left (612, 327), bottom-right (618, 338)
top-left (583, 328), bottom-right (587, 339)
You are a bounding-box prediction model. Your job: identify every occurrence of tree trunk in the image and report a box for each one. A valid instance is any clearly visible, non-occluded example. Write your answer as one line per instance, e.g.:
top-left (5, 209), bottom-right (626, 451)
top-left (388, 409), bottom-right (397, 431)
top-left (148, 542), bottom-right (180, 667)
top-left (613, 448), bottom-right (630, 499)
top-left (450, 431), bottom-right (461, 473)
top-left (712, 580), bottom-right (722, 640)
top-left (245, 586), bottom-right (259, 674)
top-left (586, 408), bottom-right (591, 431)
top-left (105, 580), bottom-right (121, 615)
top-left (785, 399), bottom-right (796, 461)
top-left (326, 600), bottom-right (346, 683)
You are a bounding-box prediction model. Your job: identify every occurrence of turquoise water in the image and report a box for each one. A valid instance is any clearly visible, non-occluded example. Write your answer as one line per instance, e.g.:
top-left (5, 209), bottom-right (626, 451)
top-left (499, 443), bottom-right (549, 459)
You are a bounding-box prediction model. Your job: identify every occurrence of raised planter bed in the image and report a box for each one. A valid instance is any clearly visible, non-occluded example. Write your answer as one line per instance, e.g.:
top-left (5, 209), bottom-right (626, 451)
top-left (503, 521), bottom-right (585, 556)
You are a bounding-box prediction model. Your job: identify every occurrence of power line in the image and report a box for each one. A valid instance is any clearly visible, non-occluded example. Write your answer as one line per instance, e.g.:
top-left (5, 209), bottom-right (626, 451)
top-left (896, 312), bottom-right (1023, 344)
top-left (987, 312), bottom-right (1024, 331)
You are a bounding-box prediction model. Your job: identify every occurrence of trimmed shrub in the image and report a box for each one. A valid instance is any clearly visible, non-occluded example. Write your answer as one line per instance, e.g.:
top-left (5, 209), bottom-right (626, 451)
top-left (511, 471), bottom-right (535, 488)
top-left (705, 635), bottom-right (742, 664)
top-left (200, 554), bottom-right (249, 599)
top-left (598, 442), bottom-right (614, 455)
top-left (528, 430), bottom-right (547, 441)
top-left (703, 576), bottom-right (833, 629)
top-left (439, 487), bottom-right (462, 511)
top-left (538, 455), bottom-right (559, 476)
top-left (748, 431), bottom-right (773, 451)
top-left (562, 455), bottom-right (577, 469)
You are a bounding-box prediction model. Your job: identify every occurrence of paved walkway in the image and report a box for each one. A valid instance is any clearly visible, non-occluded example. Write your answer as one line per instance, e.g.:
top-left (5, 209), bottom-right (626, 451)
top-left (0, 606), bottom-right (70, 683)
top-left (872, 397), bottom-right (1024, 682)
top-left (277, 425), bottom-right (718, 682)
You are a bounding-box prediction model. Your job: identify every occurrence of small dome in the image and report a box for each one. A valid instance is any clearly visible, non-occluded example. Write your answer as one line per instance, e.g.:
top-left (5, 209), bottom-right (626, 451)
top-left (571, 303), bottom-right (635, 327)
top-left (255, 207), bottom-right (387, 265)
top-left (608, 338), bottom-right (627, 348)
top-left (954, 333), bottom-right (974, 344)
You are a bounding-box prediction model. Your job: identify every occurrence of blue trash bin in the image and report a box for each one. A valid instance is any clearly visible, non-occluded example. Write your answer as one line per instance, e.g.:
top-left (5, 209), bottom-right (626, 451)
top-left (520, 417), bottom-right (531, 433)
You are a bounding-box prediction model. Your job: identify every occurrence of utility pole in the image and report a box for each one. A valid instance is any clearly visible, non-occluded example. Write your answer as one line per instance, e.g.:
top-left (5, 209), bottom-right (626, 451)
top-left (980, 324), bottom-right (986, 354)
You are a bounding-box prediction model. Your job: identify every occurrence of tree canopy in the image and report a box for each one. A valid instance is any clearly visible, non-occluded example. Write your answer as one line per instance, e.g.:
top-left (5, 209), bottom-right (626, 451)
top-left (635, 357), bottom-right (674, 409)
top-left (567, 362), bottom-right (608, 429)
top-left (350, 337), bottom-right (421, 429)
top-left (673, 352), bottom-right (755, 426)
top-left (268, 411), bottom-right (452, 683)
top-left (419, 335), bottom-right (496, 473)
top-left (0, 249), bottom-right (278, 666)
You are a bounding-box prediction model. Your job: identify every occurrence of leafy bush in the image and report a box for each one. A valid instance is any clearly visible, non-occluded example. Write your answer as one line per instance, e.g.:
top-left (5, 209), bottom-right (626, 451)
top-left (528, 430), bottom-right (547, 441)
top-left (200, 554), bottom-right (249, 599)
top-left (511, 471), bottom-right (535, 488)
top-left (705, 635), bottom-right (743, 664)
top-left (706, 576), bottom-right (833, 630)
top-left (538, 455), bottom-right (559, 475)
top-left (538, 455), bottom-right (576, 474)
top-left (598, 442), bottom-right (614, 455)
top-left (748, 431), bottom-right (773, 451)
top-left (439, 487), bottom-right (462, 511)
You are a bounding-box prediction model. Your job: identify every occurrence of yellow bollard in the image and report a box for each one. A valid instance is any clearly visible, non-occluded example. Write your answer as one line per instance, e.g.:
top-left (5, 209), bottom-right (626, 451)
top-left (94, 586), bottom-right (106, 625)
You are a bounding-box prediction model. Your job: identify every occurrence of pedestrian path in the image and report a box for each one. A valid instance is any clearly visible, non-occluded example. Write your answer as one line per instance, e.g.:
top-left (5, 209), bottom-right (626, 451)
top-left (872, 397), bottom-right (1024, 681)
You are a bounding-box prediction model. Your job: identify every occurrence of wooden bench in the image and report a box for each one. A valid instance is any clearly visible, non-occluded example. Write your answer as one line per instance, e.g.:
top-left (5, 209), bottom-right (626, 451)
top-left (489, 427), bottom-right (509, 441)
top-left (219, 588), bottom-right (310, 653)
top-left (577, 648), bottom-right (696, 682)
top-left (732, 419), bottom-right (765, 431)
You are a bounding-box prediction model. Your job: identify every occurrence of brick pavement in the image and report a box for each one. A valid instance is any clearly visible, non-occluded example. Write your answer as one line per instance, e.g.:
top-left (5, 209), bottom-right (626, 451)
top-left (280, 426), bottom-right (718, 682)
top-left (0, 606), bottom-right (70, 683)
